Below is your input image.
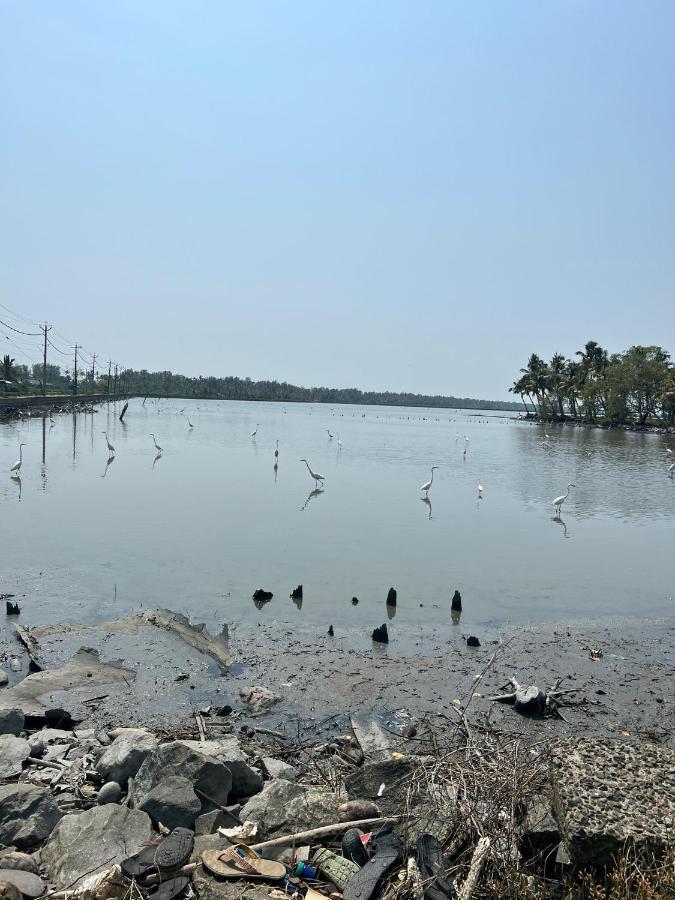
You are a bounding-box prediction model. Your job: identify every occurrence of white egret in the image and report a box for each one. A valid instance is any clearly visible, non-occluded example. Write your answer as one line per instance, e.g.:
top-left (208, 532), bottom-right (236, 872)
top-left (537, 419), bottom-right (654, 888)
top-left (101, 431), bottom-right (115, 454)
top-left (251, 424), bottom-right (260, 438)
top-left (10, 443), bottom-right (26, 476)
top-left (552, 483), bottom-right (575, 513)
top-left (667, 448), bottom-right (672, 455)
top-left (327, 429), bottom-right (333, 439)
top-left (149, 433), bottom-right (163, 453)
top-left (477, 480), bottom-right (484, 495)
top-left (668, 462), bottom-right (675, 476)
top-left (187, 419), bottom-right (194, 428)
top-left (300, 458), bottom-right (325, 487)
top-left (420, 466), bottom-right (439, 495)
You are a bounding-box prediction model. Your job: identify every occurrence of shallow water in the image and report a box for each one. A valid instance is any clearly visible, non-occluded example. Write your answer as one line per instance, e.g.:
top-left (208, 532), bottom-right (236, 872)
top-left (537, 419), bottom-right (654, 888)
top-left (1, 398), bottom-right (673, 635)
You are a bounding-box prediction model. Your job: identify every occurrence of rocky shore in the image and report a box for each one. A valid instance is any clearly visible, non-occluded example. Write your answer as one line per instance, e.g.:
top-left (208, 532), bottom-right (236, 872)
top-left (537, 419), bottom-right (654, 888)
top-left (1, 609), bottom-right (674, 898)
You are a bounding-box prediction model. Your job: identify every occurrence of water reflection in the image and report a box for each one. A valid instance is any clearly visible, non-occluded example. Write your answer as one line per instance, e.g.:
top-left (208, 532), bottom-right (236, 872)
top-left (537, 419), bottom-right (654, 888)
top-left (152, 452), bottom-right (163, 470)
top-left (300, 487), bottom-right (324, 510)
top-left (101, 455), bottom-right (115, 478)
top-left (551, 515), bottom-right (570, 538)
top-left (451, 609), bottom-right (461, 626)
top-left (421, 496), bottom-right (432, 519)
top-left (11, 475), bottom-right (21, 501)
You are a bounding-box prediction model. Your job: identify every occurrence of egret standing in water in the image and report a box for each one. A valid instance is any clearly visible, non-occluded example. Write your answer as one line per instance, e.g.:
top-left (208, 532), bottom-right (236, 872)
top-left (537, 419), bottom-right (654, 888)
top-left (668, 462), bottom-right (674, 477)
top-left (251, 424), bottom-right (260, 439)
top-left (10, 443), bottom-right (26, 476)
top-left (420, 466), bottom-right (439, 496)
top-left (300, 458), bottom-right (325, 487)
top-left (101, 431), bottom-right (115, 454)
top-left (274, 440), bottom-right (279, 459)
top-left (552, 483), bottom-right (575, 514)
top-left (477, 480), bottom-right (484, 496)
top-left (149, 433), bottom-right (163, 453)
top-left (187, 419), bottom-right (194, 429)
top-left (326, 429), bottom-right (333, 439)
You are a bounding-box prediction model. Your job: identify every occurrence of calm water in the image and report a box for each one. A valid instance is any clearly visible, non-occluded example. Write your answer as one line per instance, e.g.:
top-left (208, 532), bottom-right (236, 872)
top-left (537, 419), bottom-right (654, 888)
top-left (1, 399), bottom-right (673, 634)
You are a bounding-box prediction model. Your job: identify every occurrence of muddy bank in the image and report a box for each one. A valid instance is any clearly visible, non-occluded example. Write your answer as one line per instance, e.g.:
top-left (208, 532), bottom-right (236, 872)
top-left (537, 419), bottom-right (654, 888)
top-left (515, 413), bottom-right (675, 436)
top-left (2, 609), bottom-right (672, 745)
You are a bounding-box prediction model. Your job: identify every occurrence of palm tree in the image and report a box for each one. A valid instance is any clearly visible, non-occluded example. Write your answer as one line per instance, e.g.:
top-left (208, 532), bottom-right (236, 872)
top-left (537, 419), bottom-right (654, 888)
top-left (2, 354), bottom-right (16, 387)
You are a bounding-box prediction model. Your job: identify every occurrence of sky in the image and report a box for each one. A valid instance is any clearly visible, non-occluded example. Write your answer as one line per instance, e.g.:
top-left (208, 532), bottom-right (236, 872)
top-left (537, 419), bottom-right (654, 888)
top-left (1, 2), bottom-right (674, 400)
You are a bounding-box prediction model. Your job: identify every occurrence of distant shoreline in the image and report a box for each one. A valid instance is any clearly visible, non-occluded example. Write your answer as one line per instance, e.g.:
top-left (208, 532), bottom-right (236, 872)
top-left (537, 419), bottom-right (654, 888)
top-left (515, 412), bottom-right (675, 436)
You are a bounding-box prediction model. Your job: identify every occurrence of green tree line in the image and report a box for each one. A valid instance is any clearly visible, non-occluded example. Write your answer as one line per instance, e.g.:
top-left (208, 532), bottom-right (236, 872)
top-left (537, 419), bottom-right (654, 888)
top-left (1, 356), bottom-right (520, 411)
top-left (511, 342), bottom-right (675, 424)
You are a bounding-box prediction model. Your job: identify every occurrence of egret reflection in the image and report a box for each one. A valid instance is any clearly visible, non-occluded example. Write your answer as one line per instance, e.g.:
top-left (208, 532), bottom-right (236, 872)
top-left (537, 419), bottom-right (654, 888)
top-left (11, 475), bottom-right (21, 501)
top-left (551, 515), bottom-right (570, 538)
top-left (152, 452), bottom-right (163, 470)
top-left (300, 487), bottom-right (324, 511)
top-left (421, 496), bottom-right (432, 519)
top-left (101, 455), bottom-right (115, 478)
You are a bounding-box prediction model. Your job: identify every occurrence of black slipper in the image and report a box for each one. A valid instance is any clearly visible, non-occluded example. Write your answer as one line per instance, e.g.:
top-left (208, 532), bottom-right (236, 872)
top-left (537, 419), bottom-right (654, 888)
top-left (416, 833), bottom-right (457, 900)
top-left (342, 828), bottom-right (369, 867)
top-left (121, 843), bottom-right (161, 878)
top-left (154, 828), bottom-right (195, 871)
top-left (342, 829), bottom-right (401, 900)
top-left (149, 876), bottom-right (189, 900)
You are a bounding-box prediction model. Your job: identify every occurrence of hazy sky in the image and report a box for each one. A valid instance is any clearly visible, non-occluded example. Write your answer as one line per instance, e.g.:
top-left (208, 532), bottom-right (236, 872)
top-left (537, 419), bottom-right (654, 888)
top-left (1, 2), bottom-right (674, 400)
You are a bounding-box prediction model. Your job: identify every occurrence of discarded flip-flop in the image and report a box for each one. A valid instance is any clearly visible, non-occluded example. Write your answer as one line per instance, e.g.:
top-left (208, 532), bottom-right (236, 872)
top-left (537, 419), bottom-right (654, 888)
top-left (342, 828), bottom-right (369, 867)
top-left (342, 829), bottom-right (402, 900)
top-left (202, 845), bottom-right (286, 881)
top-left (416, 833), bottom-right (458, 900)
top-left (311, 849), bottom-right (361, 891)
top-left (121, 843), bottom-right (161, 878)
top-left (148, 875), bottom-right (189, 900)
top-left (155, 828), bottom-right (195, 872)
top-left (0, 869), bottom-right (46, 899)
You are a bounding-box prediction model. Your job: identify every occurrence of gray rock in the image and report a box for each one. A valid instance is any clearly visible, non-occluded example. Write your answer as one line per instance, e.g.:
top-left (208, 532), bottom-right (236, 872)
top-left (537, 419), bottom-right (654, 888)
top-left (74, 728), bottom-right (97, 741)
top-left (262, 757), bottom-right (299, 782)
top-left (96, 730), bottom-right (112, 746)
top-left (195, 808), bottom-right (241, 836)
top-left (193, 866), bottom-right (270, 900)
top-left (137, 775), bottom-right (201, 830)
top-left (0, 784), bottom-right (63, 849)
top-left (551, 738), bottom-right (675, 870)
top-left (42, 804), bottom-right (153, 888)
top-left (239, 779), bottom-right (341, 840)
top-left (96, 728), bottom-right (158, 787)
top-left (130, 741), bottom-right (233, 813)
top-left (0, 670), bottom-right (8, 687)
top-left (0, 708), bottom-right (24, 736)
top-left (239, 685), bottom-right (282, 715)
top-left (0, 852), bottom-right (39, 875)
top-left (97, 782), bottom-right (122, 805)
top-left (27, 737), bottom-right (45, 759)
top-left (36, 728), bottom-right (75, 744)
top-left (518, 794), bottom-right (560, 867)
top-left (179, 739), bottom-right (263, 799)
top-left (0, 869), bottom-right (45, 898)
top-left (0, 736), bottom-right (30, 778)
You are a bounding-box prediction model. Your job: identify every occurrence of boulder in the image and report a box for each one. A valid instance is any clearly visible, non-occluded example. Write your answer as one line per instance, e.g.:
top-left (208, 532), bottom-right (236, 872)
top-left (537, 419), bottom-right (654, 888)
top-left (338, 799), bottom-right (382, 822)
top-left (0, 670), bottom-right (8, 687)
top-left (42, 805), bottom-right (153, 888)
top-left (130, 741), bottom-right (233, 813)
top-left (239, 686), bottom-right (282, 715)
top-left (518, 795), bottom-right (560, 870)
top-left (551, 738), bottom-right (675, 870)
top-left (262, 757), bottom-right (299, 782)
top-left (0, 784), bottom-right (63, 849)
top-left (0, 708), bottom-right (24, 736)
top-left (0, 736), bottom-right (30, 778)
top-left (95, 728), bottom-right (158, 787)
top-left (96, 782), bottom-right (122, 805)
top-left (178, 739), bottom-right (262, 799)
top-left (239, 779), bottom-right (341, 840)
top-left (0, 853), bottom-right (39, 875)
top-left (195, 809), bottom-right (239, 836)
top-left (0, 883), bottom-right (20, 900)
top-left (0, 869), bottom-right (45, 899)
top-left (137, 776), bottom-right (201, 830)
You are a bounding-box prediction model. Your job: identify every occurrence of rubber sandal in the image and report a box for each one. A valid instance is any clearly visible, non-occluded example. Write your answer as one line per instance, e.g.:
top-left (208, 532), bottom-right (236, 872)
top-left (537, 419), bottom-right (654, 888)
top-left (202, 845), bottom-right (286, 880)
top-left (148, 876), bottom-right (190, 900)
top-left (342, 829), bottom-right (369, 867)
top-left (155, 828), bottom-right (195, 871)
top-left (311, 849), bottom-right (361, 891)
top-left (342, 829), bottom-right (402, 900)
top-left (416, 834), bottom-right (457, 900)
top-left (121, 843), bottom-right (161, 878)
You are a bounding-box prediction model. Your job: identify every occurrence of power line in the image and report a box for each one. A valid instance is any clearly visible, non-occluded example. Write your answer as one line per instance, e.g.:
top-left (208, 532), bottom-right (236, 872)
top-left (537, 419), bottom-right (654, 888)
top-left (0, 301), bottom-right (41, 327)
top-left (46, 336), bottom-right (73, 357)
top-left (0, 317), bottom-right (42, 337)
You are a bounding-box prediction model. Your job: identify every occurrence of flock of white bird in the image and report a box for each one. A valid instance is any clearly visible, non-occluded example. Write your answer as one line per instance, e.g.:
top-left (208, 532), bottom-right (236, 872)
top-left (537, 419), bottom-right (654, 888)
top-left (7, 417), bottom-right (675, 515)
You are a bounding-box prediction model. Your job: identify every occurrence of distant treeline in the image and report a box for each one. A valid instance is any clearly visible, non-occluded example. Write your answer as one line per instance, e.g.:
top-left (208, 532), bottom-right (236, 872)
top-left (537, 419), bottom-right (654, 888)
top-left (511, 342), bottom-right (675, 424)
top-left (117, 369), bottom-right (520, 411)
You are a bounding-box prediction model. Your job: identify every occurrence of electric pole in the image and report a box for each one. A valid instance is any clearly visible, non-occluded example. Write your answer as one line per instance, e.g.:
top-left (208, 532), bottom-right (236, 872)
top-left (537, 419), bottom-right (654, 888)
top-left (41, 322), bottom-right (51, 397)
top-left (90, 354), bottom-right (97, 394)
top-left (73, 344), bottom-right (79, 395)
top-left (113, 364), bottom-right (118, 395)
top-left (107, 360), bottom-right (112, 394)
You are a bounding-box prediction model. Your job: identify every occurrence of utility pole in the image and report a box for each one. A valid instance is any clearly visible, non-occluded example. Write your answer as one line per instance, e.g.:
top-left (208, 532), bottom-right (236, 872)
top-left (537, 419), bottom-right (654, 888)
top-left (73, 344), bottom-right (79, 395)
top-left (113, 364), bottom-right (118, 395)
top-left (40, 322), bottom-right (51, 397)
top-left (90, 354), bottom-right (97, 394)
top-left (107, 360), bottom-right (112, 394)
